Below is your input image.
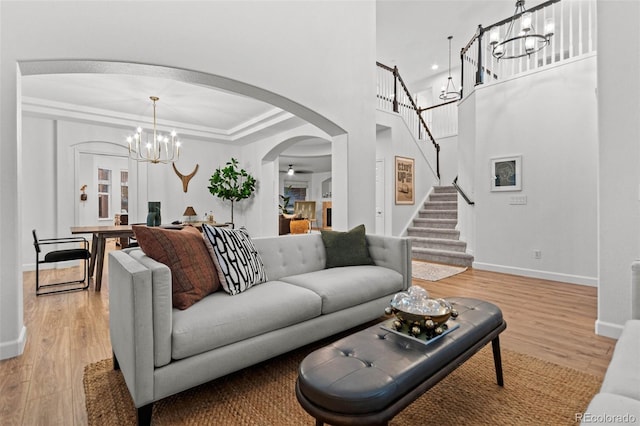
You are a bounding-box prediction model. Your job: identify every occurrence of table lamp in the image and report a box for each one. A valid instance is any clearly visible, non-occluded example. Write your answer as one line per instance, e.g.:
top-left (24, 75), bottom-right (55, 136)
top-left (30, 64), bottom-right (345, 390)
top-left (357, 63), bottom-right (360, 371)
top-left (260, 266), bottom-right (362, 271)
top-left (183, 206), bottom-right (197, 223)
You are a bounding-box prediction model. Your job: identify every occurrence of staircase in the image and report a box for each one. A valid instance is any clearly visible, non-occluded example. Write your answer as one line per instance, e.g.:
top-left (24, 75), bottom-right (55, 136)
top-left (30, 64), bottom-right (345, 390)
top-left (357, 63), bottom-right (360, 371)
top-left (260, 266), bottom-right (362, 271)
top-left (408, 186), bottom-right (474, 267)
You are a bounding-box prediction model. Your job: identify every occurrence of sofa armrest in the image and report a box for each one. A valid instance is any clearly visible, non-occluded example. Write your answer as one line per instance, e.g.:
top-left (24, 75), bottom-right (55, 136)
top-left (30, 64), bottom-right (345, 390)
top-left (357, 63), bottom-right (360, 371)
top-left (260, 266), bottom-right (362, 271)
top-left (632, 261), bottom-right (640, 319)
top-left (366, 234), bottom-right (412, 290)
top-left (108, 250), bottom-right (155, 408)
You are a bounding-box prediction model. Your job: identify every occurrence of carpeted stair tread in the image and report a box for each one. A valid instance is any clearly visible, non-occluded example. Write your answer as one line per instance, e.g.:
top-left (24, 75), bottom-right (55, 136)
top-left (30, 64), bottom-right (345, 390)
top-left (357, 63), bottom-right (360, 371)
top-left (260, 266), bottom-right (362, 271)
top-left (409, 237), bottom-right (467, 252)
top-left (423, 201), bottom-right (457, 210)
top-left (419, 209), bottom-right (457, 219)
top-left (429, 193), bottom-right (457, 202)
top-left (407, 227), bottom-right (460, 240)
top-left (408, 227), bottom-right (461, 239)
top-left (432, 185), bottom-right (456, 193)
top-left (412, 247), bottom-right (474, 267)
top-left (413, 218), bottom-right (457, 229)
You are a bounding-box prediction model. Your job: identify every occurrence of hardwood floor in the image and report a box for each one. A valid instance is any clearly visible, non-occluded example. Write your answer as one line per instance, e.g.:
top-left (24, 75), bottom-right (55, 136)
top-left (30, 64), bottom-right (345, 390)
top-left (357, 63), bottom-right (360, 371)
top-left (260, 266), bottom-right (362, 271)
top-left (0, 248), bottom-right (615, 425)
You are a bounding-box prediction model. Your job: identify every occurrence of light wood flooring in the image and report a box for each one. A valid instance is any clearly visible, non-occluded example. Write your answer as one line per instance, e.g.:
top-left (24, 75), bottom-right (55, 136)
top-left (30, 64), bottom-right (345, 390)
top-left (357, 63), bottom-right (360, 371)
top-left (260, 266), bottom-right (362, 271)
top-left (0, 245), bottom-right (616, 425)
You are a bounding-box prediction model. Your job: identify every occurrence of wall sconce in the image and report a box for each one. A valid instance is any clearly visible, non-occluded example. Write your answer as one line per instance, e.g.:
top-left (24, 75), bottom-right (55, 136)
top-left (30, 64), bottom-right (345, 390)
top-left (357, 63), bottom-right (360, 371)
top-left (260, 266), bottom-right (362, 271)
top-left (80, 185), bottom-right (88, 201)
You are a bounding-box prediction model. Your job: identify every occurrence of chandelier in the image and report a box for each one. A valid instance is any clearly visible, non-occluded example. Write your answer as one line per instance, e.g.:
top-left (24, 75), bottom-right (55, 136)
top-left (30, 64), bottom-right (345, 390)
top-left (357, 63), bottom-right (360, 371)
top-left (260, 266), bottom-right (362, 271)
top-left (127, 96), bottom-right (181, 164)
top-left (439, 35), bottom-right (461, 101)
top-left (489, 0), bottom-right (555, 60)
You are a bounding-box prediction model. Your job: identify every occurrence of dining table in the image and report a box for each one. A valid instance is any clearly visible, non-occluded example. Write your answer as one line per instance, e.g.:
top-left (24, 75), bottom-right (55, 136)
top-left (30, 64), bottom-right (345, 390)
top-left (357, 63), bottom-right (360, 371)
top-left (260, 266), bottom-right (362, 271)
top-left (70, 221), bottom-right (230, 291)
top-left (70, 225), bottom-right (134, 291)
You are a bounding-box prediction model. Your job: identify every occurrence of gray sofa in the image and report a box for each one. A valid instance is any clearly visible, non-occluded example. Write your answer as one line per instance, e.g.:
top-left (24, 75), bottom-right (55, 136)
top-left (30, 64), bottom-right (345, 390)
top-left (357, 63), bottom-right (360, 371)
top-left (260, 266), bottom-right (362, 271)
top-left (581, 320), bottom-right (640, 424)
top-left (108, 232), bottom-right (411, 425)
top-left (581, 260), bottom-right (640, 424)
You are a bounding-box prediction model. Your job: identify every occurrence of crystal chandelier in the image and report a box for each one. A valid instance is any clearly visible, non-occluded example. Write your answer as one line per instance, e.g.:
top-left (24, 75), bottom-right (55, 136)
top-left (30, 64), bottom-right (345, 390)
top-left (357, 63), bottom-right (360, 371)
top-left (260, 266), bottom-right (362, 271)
top-left (127, 96), bottom-right (181, 164)
top-left (489, 0), bottom-right (555, 60)
top-left (439, 35), bottom-right (461, 101)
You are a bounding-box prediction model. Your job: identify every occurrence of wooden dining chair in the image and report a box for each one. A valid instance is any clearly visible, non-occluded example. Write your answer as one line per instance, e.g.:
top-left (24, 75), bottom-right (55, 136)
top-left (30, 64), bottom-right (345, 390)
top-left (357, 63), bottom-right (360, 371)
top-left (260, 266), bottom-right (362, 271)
top-left (33, 229), bottom-right (91, 295)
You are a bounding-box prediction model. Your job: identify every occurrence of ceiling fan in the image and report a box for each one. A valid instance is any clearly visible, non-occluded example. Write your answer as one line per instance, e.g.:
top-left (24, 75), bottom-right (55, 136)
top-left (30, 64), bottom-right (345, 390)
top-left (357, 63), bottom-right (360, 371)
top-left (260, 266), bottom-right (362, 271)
top-left (281, 164), bottom-right (313, 175)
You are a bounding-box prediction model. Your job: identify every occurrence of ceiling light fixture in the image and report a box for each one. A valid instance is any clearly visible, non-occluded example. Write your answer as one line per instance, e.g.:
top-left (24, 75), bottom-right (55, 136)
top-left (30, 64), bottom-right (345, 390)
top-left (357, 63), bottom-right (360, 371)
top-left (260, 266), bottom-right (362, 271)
top-left (439, 35), bottom-right (461, 102)
top-left (287, 164), bottom-right (294, 176)
top-left (489, 0), bottom-right (554, 60)
top-left (127, 96), bottom-right (181, 164)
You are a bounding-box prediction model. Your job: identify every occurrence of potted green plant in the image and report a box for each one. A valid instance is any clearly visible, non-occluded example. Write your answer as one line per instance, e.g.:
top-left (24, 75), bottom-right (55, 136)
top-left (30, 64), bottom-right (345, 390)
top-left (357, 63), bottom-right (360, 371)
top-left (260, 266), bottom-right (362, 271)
top-left (208, 158), bottom-right (257, 227)
top-left (278, 186), bottom-right (294, 235)
top-left (279, 186), bottom-right (293, 216)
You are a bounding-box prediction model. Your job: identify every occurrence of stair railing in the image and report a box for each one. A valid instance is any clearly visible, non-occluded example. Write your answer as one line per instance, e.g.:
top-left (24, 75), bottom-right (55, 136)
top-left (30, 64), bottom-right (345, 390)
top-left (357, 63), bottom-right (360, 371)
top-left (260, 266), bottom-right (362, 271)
top-left (461, 0), bottom-right (596, 99)
top-left (453, 176), bottom-right (474, 205)
top-left (419, 99), bottom-right (458, 139)
top-left (377, 62), bottom-right (440, 180)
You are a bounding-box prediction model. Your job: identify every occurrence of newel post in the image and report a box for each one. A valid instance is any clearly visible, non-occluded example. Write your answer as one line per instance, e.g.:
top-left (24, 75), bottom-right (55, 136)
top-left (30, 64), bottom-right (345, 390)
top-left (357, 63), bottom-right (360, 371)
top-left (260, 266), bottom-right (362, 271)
top-left (475, 25), bottom-right (484, 86)
top-left (392, 66), bottom-right (399, 112)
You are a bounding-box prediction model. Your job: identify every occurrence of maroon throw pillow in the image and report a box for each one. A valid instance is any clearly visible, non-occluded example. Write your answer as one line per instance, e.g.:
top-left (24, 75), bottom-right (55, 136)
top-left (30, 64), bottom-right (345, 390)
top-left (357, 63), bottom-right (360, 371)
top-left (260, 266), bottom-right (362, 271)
top-left (132, 225), bottom-right (220, 309)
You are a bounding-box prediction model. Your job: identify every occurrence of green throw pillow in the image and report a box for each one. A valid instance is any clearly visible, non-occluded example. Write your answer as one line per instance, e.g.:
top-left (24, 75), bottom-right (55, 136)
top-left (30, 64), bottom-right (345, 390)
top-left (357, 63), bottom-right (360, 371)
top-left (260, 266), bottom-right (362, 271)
top-left (320, 224), bottom-right (375, 269)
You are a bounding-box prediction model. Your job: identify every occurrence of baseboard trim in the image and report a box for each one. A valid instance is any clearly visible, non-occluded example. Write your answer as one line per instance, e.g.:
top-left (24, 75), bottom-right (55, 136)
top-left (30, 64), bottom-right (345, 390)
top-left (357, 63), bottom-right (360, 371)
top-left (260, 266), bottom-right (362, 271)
top-left (472, 262), bottom-right (597, 287)
top-left (595, 320), bottom-right (624, 339)
top-left (0, 326), bottom-right (27, 360)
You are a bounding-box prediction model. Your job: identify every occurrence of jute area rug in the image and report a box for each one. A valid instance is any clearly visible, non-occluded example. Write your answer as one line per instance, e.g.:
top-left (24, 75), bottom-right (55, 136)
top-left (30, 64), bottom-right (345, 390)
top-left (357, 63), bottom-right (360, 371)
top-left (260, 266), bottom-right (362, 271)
top-left (84, 341), bottom-right (601, 425)
top-left (412, 260), bottom-right (467, 281)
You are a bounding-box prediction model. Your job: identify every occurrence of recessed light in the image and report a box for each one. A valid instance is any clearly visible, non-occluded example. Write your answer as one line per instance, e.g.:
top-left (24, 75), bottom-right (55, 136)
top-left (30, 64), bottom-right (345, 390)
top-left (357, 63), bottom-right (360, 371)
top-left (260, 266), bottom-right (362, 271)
top-left (431, 64), bottom-right (439, 70)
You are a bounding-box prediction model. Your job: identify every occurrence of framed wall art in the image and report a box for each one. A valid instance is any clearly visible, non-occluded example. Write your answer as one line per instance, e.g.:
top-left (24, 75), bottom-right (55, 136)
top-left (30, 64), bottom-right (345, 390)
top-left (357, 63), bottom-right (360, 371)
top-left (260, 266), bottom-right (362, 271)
top-left (490, 155), bottom-right (522, 192)
top-left (395, 156), bottom-right (415, 204)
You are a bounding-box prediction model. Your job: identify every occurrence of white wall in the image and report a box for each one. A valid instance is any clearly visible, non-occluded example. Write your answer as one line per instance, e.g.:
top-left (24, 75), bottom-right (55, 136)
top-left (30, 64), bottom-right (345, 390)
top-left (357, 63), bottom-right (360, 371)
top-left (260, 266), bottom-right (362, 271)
top-left (22, 117), bottom-right (56, 268)
top-left (596, 0), bottom-right (640, 338)
top-left (438, 134), bottom-right (458, 186)
top-left (376, 109), bottom-right (440, 236)
top-left (464, 55), bottom-right (599, 286)
top-left (457, 91), bottom-right (477, 252)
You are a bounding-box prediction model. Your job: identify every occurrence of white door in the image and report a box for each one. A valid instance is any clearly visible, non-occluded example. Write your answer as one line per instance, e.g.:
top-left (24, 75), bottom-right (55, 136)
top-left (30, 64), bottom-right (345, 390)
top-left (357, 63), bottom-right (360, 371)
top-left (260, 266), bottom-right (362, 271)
top-left (375, 159), bottom-right (385, 235)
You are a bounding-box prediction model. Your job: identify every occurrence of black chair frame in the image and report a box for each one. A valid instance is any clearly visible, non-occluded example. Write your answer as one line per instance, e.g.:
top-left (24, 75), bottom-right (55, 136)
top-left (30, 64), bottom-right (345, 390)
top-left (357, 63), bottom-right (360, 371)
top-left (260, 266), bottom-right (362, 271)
top-left (33, 229), bottom-right (91, 296)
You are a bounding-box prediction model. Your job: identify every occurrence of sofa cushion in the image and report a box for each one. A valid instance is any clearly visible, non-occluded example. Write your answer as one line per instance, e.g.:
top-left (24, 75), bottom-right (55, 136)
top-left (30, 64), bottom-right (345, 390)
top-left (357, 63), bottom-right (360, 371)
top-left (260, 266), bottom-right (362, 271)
top-left (253, 234), bottom-right (326, 281)
top-left (321, 224), bottom-right (374, 269)
top-left (599, 320), bottom-right (640, 400)
top-left (280, 265), bottom-right (404, 314)
top-left (581, 393), bottom-right (640, 425)
top-left (171, 281), bottom-right (322, 360)
top-left (132, 225), bottom-right (220, 310)
top-left (202, 225), bottom-right (268, 295)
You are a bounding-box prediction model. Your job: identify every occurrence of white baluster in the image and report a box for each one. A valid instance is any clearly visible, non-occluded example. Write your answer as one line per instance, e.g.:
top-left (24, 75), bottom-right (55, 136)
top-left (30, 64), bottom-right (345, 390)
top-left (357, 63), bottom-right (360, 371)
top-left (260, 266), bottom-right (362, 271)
top-left (578, 0), bottom-right (583, 55)
top-left (560, 0), bottom-right (565, 60)
top-left (569, 0), bottom-right (574, 58)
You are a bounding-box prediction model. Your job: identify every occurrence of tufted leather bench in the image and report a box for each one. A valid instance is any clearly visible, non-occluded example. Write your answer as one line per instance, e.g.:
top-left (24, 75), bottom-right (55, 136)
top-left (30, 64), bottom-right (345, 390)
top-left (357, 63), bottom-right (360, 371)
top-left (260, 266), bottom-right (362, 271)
top-left (295, 297), bottom-right (506, 425)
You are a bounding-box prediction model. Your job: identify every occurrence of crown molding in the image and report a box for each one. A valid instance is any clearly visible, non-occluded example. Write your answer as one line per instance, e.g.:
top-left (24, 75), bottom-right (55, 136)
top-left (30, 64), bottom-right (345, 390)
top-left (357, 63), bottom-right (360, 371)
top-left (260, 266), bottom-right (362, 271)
top-left (21, 96), bottom-right (294, 143)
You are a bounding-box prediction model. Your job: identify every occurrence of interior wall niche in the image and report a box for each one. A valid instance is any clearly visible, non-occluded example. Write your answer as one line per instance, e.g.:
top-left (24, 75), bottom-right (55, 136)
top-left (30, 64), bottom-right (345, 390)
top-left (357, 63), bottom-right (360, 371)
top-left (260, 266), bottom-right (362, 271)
top-left (321, 177), bottom-right (332, 198)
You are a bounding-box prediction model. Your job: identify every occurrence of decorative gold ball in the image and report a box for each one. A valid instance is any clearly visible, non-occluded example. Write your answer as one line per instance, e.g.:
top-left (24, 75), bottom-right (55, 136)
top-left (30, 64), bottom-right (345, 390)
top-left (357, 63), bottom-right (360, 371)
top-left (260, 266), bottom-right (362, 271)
top-left (384, 307), bottom-right (393, 315)
top-left (435, 327), bottom-right (444, 335)
top-left (392, 320), bottom-right (402, 330)
top-left (451, 309), bottom-right (459, 318)
top-left (411, 326), bottom-right (421, 336)
top-left (425, 319), bottom-right (435, 329)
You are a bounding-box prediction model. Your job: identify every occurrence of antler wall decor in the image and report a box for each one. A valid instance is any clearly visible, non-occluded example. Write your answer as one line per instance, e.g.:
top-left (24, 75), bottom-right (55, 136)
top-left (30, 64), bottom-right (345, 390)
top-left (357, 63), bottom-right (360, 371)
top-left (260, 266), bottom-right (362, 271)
top-left (172, 163), bottom-right (199, 193)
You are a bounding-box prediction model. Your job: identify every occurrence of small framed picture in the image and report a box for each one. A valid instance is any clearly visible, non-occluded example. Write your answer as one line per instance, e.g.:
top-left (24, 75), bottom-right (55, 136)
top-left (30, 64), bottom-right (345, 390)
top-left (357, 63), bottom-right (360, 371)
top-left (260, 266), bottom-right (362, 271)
top-left (395, 156), bottom-right (415, 204)
top-left (491, 155), bottom-right (522, 191)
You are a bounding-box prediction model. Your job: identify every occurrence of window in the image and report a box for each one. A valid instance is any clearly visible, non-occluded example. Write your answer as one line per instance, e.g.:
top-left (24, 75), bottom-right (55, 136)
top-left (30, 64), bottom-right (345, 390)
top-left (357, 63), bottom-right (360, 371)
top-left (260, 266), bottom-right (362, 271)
top-left (98, 168), bottom-right (111, 219)
top-left (120, 170), bottom-right (129, 213)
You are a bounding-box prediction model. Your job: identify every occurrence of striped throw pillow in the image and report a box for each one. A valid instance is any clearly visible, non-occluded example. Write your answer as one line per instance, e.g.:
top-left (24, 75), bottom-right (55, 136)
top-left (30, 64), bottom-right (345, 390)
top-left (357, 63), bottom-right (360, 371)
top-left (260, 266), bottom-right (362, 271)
top-left (202, 225), bottom-right (268, 295)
